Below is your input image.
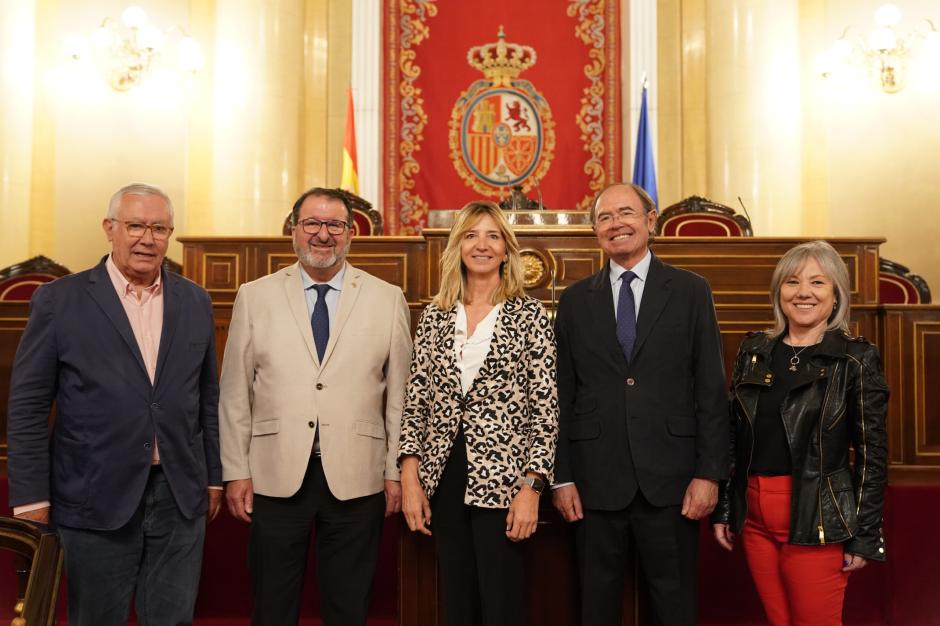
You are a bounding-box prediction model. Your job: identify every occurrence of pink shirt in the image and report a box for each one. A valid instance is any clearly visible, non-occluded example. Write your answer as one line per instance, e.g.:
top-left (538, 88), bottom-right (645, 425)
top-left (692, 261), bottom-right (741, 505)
top-left (106, 256), bottom-right (164, 463)
top-left (106, 256), bottom-right (163, 381)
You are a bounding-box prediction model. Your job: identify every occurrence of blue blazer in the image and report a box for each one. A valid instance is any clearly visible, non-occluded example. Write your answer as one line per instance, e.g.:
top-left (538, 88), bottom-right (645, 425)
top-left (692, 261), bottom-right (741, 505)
top-left (7, 257), bottom-right (221, 530)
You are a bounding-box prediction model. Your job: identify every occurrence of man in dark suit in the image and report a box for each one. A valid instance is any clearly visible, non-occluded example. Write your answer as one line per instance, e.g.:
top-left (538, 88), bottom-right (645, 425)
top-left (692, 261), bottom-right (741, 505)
top-left (7, 183), bottom-right (222, 626)
top-left (552, 182), bottom-right (729, 626)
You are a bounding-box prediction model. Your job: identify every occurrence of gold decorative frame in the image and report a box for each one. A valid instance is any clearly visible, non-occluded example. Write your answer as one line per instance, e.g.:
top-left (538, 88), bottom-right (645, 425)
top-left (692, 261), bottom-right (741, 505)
top-left (385, 0), bottom-right (437, 235)
top-left (567, 0), bottom-right (620, 209)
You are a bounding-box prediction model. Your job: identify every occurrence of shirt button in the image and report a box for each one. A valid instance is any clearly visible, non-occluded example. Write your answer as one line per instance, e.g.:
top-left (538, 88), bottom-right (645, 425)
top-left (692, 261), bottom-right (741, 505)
top-left (308, 421), bottom-right (315, 429)
top-left (626, 378), bottom-right (635, 386)
top-left (316, 383), bottom-right (324, 390)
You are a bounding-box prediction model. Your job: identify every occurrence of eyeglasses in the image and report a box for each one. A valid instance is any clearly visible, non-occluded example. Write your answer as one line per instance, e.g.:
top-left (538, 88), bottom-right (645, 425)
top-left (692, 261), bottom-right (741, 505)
top-left (297, 218), bottom-right (349, 236)
top-left (111, 219), bottom-right (174, 240)
top-left (594, 208), bottom-right (643, 228)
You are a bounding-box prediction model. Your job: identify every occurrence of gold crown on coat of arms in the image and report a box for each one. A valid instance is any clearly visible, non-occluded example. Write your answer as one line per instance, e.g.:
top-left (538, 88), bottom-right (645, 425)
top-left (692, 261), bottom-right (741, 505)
top-left (467, 26), bottom-right (537, 87)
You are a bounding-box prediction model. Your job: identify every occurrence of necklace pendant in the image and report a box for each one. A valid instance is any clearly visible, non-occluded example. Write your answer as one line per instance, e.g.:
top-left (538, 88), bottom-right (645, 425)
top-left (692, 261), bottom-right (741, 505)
top-left (789, 364), bottom-right (798, 372)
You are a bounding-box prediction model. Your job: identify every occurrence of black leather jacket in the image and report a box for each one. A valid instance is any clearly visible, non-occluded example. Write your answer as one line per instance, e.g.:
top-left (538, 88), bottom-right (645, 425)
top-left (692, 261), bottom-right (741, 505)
top-left (713, 329), bottom-right (889, 561)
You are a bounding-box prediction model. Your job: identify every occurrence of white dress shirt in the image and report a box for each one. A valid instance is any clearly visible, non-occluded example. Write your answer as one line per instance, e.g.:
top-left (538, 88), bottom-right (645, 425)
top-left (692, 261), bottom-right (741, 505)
top-left (609, 249), bottom-right (652, 318)
top-left (454, 301), bottom-right (502, 395)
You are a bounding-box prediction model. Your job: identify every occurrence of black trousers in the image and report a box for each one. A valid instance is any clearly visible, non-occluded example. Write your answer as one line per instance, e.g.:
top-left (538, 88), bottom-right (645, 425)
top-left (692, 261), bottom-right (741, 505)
top-left (430, 429), bottom-right (526, 626)
top-left (576, 492), bottom-right (700, 626)
top-left (248, 454), bottom-right (385, 626)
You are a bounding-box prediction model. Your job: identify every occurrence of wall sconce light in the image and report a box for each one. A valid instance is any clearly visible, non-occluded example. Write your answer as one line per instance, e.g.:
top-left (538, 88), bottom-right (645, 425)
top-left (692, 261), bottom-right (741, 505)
top-left (816, 3), bottom-right (940, 93)
top-left (63, 6), bottom-right (204, 92)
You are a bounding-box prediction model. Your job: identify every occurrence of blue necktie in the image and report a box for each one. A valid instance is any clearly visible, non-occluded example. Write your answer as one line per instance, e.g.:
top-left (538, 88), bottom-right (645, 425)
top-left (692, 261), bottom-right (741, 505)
top-left (311, 283), bottom-right (330, 362)
top-left (616, 271), bottom-right (637, 364)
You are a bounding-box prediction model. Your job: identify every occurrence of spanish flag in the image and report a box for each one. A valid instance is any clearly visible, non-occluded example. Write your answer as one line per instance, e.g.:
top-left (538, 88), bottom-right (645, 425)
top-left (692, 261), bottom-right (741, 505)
top-left (340, 87), bottom-right (359, 194)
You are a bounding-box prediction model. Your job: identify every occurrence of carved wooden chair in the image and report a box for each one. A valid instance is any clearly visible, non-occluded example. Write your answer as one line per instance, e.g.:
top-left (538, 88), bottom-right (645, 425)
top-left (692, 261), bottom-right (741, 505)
top-left (162, 257), bottom-right (183, 274)
top-left (879, 258), bottom-right (932, 304)
top-left (657, 196), bottom-right (753, 237)
top-left (0, 257), bottom-right (70, 302)
top-left (282, 189), bottom-right (384, 236)
top-left (0, 517), bottom-right (63, 626)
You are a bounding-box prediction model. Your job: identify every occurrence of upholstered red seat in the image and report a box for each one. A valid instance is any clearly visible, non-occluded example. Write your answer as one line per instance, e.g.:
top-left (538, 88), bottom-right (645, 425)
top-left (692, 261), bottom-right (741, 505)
top-left (0, 256), bottom-right (70, 302)
top-left (657, 196), bottom-right (753, 237)
top-left (879, 258), bottom-right (931, 304)
top-left (351, 206), bottom-right (383, 236)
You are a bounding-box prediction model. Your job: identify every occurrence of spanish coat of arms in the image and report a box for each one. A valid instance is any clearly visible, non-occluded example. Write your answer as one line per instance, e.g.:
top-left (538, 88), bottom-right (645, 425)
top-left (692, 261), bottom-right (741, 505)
top-left (448, 28), bottom-right (556, 198)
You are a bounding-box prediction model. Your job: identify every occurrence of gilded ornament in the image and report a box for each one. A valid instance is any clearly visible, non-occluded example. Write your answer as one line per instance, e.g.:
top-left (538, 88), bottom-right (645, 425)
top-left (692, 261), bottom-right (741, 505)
top-left (520, 250), bottom-right (548, 288)
top-left (448, 27), bottom-right (556, 199)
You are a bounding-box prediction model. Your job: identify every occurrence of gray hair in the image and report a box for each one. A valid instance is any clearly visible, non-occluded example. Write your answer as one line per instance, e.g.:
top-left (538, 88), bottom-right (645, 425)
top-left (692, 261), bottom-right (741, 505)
top-left (769, 240), bottom-right (851, 337)
top-left (107, 183), bottom-right (175, 225)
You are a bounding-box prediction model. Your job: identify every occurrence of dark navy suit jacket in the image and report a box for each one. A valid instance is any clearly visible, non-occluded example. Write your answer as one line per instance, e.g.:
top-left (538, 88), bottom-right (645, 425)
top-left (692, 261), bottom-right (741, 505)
top-left (554, 253), bottom-right (729, 510)
top-left (7, 256), bottom-right (221, 530)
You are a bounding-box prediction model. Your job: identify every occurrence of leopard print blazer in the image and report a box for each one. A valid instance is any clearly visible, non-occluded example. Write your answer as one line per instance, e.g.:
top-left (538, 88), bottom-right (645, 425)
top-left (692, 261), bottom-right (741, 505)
top-left (398, 295), bottom-right (559, 509)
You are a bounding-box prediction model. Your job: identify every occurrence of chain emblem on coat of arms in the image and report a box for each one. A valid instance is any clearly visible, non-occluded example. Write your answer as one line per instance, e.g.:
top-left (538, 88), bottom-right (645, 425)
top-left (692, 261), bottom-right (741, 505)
top-left (448, 27), bottom-right (556, 198)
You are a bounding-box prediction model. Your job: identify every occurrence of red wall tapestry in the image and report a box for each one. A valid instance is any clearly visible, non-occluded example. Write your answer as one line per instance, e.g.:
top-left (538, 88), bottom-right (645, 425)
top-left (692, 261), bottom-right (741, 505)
top-left (383, 0), bottom-right (621, 234)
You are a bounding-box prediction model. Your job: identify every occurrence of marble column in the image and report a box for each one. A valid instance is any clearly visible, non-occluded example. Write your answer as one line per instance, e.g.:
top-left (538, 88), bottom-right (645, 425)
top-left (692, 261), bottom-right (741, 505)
top-left (0, 0), bottom-right (36, 266)
top-left (705, 0), bottom-right (802, 234)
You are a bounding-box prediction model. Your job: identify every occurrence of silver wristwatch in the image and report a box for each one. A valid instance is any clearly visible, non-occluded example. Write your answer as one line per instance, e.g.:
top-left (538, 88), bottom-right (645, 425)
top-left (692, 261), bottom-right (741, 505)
top-left (521, 475), bottom-right (545, 495)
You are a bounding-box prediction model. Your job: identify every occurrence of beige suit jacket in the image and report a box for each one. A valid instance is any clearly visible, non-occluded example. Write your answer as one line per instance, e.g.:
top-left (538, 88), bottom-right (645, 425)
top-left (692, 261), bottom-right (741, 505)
top-left (219, 262), bottom-right (412, 500)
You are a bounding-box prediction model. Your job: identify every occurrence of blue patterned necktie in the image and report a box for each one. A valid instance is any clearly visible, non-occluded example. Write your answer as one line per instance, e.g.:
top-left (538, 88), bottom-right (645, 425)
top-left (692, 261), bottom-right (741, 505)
top-left (616, 271), bottom-right (638, 364)
top-left (311, 283), bottom-right (331, 362)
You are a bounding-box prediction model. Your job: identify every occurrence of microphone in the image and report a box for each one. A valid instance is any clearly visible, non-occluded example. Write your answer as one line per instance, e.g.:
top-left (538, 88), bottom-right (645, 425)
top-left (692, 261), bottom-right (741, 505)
top-left (737, 196), bottom-right (752, 226)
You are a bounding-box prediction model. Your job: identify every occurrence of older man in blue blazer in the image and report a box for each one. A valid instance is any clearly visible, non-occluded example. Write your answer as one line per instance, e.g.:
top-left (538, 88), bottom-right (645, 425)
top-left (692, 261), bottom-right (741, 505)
top-left (7, 183), bottom-right (222, 626)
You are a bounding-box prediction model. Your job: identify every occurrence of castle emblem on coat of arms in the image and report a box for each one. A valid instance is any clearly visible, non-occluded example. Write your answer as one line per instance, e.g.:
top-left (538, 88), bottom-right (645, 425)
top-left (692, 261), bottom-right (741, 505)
top-left (448, 27), bottom-right (556, 198)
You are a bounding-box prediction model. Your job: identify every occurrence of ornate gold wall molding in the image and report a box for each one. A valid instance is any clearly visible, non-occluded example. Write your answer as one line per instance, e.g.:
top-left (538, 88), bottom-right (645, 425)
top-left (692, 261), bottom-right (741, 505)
top-left (568, 0), bottom-right (620, 209)
top-left (385, 0), bottom-right (437, 235)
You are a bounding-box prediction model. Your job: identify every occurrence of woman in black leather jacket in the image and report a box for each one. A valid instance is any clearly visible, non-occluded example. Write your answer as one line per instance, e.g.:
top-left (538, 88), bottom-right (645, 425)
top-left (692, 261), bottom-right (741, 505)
top-left (712, 240), bottom-right (888, 626)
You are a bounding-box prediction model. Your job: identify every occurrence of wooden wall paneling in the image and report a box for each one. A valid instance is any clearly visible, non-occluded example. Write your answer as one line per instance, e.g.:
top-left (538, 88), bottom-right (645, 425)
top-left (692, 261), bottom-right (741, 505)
top-left (913, 319), bottom-right (940, 459)
top-left (654, 238), bottom-right (882, 305)
top-left (882, 309), bottom-right (906, 468)
top-left (398, 526), bottom-right (438, 625)
top-left (714, 305), bottom-right (774, 383)
top-left (0, 303), bottom-right (29, 475)
top-left (882, 306), bottom-right (940, 483)
top-left (0, 233), bottom-right (921, 621)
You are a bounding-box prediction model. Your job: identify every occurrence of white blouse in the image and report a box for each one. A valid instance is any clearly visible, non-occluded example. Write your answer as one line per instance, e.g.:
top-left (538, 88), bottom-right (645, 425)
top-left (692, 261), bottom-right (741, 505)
top-left (454, 301), bottom-right (502, 394)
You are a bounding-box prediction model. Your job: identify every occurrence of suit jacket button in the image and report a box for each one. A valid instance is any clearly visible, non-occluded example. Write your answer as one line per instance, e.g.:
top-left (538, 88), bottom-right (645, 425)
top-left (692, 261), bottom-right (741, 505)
top-left (143, 442), bottom-right (152, 450)
top-left (308, 421), bottom-right (315, 428)
top-left (626, 378), bottom-right (636, 386)
top-left (316, 383), bottom-right (324, 390)
top-left (150, 402), bottom-right (160, 409)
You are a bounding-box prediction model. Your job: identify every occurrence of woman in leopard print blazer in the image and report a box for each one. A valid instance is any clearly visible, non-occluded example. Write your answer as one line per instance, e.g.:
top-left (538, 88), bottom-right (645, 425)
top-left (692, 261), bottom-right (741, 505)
top-left (398, 201), bottom-right (559, 626)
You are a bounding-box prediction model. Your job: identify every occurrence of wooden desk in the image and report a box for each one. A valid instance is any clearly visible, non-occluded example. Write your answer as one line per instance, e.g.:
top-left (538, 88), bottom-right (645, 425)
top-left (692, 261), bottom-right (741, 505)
top-left (171, 233), bottom-right (939, 625)
top-left (1, 233), bottom-right (937, 626)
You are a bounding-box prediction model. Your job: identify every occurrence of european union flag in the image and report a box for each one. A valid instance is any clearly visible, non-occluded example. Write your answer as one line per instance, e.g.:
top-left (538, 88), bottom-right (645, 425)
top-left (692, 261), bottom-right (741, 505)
top-left (632, 84), bottom-right (658, 209)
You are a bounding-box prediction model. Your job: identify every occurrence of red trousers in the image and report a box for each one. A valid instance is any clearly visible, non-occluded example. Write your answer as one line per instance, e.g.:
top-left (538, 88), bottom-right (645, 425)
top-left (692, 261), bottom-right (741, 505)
top-left (742, 475), bottom-right (849, 626)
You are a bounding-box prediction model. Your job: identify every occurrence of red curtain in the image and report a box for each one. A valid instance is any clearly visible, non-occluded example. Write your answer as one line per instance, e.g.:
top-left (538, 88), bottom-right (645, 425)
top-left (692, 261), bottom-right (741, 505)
top-left (383, 0), bottom-right (622, 234)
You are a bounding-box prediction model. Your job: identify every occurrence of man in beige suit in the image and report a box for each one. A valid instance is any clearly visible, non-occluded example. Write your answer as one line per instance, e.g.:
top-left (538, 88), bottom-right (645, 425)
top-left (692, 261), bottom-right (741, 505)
top-left (219, 187), bottom-right (412, 626)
